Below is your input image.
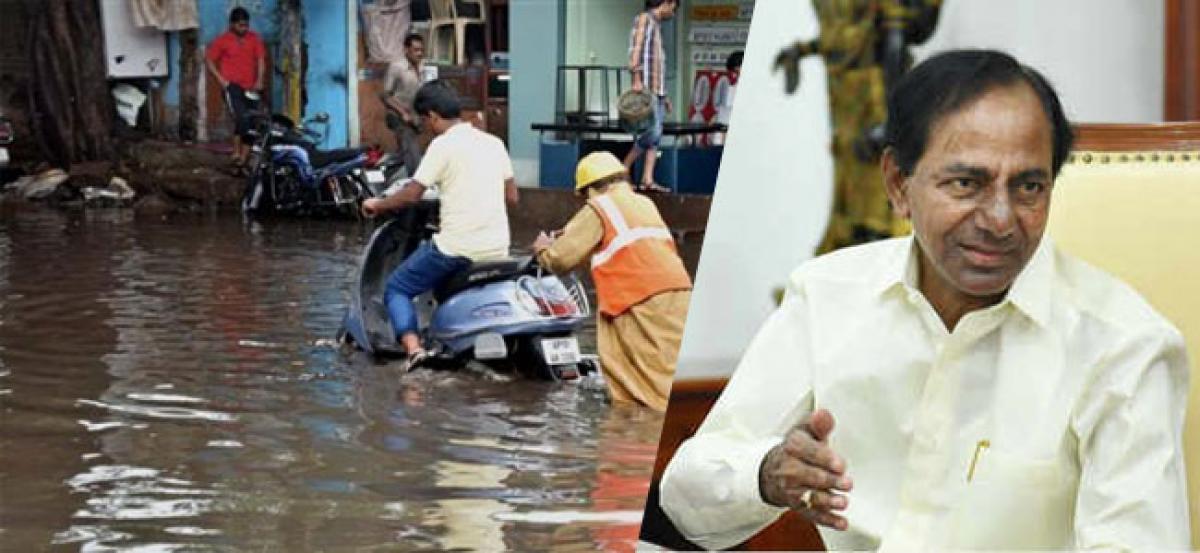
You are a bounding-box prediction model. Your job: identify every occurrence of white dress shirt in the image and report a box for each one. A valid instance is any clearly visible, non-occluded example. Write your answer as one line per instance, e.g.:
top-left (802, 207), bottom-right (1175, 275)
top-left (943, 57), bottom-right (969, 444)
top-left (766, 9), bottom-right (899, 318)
top-left (660, 236), bottom-right (1190, 551)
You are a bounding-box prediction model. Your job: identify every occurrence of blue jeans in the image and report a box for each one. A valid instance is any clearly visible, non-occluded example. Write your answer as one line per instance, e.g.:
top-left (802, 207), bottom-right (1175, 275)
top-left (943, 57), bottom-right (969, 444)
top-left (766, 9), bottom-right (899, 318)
top-left (384, 241), bottom-right (472, 338)
top-left (635, 95), bottom-right (665, 150)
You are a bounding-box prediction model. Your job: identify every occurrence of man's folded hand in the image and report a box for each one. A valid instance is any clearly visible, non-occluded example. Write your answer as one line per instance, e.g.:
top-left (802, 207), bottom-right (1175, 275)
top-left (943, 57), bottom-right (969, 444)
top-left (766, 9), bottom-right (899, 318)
top-left (758, 408), bottom-right (853, 531)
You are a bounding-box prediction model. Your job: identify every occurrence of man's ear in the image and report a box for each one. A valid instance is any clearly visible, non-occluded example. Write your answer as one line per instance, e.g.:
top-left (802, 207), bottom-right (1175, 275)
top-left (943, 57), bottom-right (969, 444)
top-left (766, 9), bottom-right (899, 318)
top-left (881, 147), bottom-right (911, 219)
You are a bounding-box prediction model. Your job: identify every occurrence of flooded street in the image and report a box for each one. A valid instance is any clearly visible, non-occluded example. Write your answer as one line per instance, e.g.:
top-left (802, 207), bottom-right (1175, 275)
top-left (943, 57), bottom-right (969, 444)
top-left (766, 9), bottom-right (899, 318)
top-left (0, 205), bottom-right (663, 551)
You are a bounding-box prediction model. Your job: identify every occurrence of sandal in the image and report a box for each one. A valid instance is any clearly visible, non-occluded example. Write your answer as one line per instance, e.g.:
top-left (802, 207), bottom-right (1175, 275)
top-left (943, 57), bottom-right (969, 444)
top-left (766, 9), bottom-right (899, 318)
top-left (637, 182), bottom-right (671, 193)
top-left (401, 349), bottom-right (429, 373)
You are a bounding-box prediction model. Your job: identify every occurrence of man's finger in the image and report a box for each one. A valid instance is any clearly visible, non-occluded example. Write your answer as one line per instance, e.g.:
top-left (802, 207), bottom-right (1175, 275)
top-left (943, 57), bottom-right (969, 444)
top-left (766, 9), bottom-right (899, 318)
top-left (797, 463), bottom-right (850, 492)
top-left (771, 456), bottom-right (851, 494)
top-left (782, 430), bottom-right (846, 475)
top-left (805, 408), bottom-right (836, 442)
top-left (797, 506), bottom-right (849, 532)
top-left (805, 489), bottom-right (849, 512)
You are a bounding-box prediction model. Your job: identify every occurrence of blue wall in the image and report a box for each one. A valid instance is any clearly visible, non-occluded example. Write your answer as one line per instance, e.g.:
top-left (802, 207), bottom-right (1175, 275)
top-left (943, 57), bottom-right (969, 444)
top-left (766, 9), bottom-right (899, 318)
top-left (301, 1), bottom-right (349, 148)
top-left (509, 0), bottom-right (564, 186)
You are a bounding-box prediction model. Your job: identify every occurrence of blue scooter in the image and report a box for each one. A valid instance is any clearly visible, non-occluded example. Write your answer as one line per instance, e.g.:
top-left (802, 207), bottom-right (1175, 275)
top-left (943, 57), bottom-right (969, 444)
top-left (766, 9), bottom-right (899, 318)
top-left (338, 189), bottom-right (595, 381)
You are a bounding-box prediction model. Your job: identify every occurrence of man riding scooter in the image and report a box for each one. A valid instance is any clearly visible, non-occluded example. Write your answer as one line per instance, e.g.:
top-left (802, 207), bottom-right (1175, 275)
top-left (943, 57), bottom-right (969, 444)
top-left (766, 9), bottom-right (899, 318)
top-left (361, 81), bottom-right (520, 371)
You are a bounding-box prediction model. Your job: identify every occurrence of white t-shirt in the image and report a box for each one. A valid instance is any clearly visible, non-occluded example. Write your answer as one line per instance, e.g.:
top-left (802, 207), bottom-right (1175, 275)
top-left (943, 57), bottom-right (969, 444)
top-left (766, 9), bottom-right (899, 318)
top-left (413, 122), bottom-right (513, 261)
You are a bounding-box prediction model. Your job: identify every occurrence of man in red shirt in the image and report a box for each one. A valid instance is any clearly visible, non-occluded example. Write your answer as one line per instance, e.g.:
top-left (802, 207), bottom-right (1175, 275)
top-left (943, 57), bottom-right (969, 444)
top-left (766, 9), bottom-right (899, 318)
top-left (205, 7), bottom-right (266, 169)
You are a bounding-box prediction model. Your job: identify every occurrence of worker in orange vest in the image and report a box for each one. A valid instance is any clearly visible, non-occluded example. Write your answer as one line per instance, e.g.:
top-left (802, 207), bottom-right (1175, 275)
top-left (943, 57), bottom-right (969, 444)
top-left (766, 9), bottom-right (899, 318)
top-left (532, 151), bottom-right (693, 411)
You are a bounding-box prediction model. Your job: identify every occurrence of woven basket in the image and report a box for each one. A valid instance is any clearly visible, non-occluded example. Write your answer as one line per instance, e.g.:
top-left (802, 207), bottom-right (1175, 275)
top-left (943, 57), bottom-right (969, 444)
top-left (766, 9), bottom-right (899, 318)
top-left (617, 89), bottom-right (655, 135)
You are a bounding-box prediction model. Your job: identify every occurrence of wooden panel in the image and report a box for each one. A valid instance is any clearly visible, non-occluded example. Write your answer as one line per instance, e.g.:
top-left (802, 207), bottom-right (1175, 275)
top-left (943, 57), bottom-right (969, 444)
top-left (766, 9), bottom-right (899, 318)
top-left (357, 31), bottom-right (399, 151)
top-left (641, 377), bottom-right (826, 551)
top-left (1165, 0), bottom-right (1200, 121)
top-left (1073, 122), bottom-right (1200, 151)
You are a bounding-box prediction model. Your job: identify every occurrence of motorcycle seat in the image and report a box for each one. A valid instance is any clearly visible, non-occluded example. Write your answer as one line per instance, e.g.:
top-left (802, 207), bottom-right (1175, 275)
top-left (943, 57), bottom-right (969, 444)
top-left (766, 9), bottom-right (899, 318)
top-left (434, 256), bottom-right (533, 302)
top-left (309, 147), bottom-right (368, 168)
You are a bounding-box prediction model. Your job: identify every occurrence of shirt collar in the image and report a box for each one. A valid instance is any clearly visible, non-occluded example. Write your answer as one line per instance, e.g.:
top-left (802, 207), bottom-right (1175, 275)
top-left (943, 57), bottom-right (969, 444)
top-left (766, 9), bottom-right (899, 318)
top-left (1005, 236), bottom-right (1054, 328)
top-left (874, 234), bottom-right (1054, 328)
top-left (873, 235), bottom-right (918, 297)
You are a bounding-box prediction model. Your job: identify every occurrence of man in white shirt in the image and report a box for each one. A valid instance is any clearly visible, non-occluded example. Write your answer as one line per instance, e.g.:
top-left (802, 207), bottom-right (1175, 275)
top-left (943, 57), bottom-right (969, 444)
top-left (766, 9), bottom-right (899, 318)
top-left (659, 49), bottom-right (1191, 550)
top-left (362, 81), bottom-right (519, 370)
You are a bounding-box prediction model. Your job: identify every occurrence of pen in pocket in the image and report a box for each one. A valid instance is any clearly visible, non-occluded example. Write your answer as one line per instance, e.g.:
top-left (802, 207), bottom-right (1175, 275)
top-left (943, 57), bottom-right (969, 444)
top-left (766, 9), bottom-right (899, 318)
top-left (967, 439), bottom-right (990, 482)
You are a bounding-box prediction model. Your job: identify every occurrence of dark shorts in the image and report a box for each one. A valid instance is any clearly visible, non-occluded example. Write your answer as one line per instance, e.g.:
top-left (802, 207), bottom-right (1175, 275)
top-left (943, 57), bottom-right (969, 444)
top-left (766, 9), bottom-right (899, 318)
top-left (223, 83), bottom-right (261, 140)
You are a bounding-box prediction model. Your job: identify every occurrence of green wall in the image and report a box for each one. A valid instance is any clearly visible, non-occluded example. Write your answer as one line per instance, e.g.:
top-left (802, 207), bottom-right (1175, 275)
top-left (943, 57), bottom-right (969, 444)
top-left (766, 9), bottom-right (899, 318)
top-left (509, 0), bottom-right (564, 185)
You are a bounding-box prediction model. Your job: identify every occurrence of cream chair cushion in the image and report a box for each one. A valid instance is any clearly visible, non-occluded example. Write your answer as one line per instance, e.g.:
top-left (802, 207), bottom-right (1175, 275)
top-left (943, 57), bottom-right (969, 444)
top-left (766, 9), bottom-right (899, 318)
top-left (1048, 151), bottom-right (1200, 546)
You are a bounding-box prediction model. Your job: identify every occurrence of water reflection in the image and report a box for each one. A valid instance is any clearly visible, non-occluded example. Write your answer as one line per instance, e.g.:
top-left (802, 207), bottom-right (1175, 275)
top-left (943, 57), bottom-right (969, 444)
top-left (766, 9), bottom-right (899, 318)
top-left (0, 205), bottom-right (662, 551)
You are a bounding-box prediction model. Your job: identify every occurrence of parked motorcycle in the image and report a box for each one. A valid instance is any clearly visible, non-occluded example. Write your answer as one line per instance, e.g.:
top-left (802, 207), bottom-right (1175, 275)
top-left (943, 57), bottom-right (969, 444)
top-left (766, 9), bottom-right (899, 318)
top-left (338, 192), bottom-right (595, 381)
top-left (240, 111), bottom-right (400, 217)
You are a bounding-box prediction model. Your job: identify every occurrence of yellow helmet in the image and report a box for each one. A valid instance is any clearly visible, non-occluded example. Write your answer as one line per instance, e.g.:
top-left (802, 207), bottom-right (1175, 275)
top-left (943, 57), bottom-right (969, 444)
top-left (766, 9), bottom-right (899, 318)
top-left (574, 151), bottom-right (626, 194)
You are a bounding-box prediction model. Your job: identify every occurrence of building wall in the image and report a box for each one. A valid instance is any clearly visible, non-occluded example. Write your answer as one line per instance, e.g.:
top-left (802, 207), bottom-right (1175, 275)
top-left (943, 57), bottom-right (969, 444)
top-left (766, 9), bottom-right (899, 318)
top-left (562, 0), bottom-right (642, 117)
top-left (508, 0), bottom-right (563, 186)
top-left (564, 1), bottom-right (640, 67)
top-left (913, 0), bottom-right (1164, 124)
top-left (676, 0), bottom-right (1167, 380)
top-left (302, 0), bottom-right (350, 148)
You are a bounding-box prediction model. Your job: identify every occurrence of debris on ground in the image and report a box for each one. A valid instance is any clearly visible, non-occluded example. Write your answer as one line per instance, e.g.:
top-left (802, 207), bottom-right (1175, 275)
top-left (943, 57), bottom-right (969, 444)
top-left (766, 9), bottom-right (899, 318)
top-left (6, 167), bottom-right (68, 200)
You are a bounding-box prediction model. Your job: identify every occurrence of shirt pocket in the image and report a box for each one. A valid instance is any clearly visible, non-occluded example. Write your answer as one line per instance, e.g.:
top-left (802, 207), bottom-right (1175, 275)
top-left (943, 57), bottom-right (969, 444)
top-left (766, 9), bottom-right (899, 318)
top-left (944, 448), bottom-right (1076, 549)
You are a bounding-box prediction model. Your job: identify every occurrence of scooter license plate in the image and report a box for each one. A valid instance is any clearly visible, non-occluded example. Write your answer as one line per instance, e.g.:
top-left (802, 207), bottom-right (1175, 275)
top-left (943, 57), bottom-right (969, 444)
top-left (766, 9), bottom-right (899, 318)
top-left (541, 337), bottom-right (580, 365)
top-left (0, 147), bottom-right (8, 166)
top-left (474, 332), bottom-right (508, 360)
top-left (364, 169), bottom-right (385, 185)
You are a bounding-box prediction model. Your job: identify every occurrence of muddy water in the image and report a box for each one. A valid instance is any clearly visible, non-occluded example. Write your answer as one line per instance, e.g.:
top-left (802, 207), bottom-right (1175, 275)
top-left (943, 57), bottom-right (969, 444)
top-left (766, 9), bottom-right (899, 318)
top-left (0, 206), bottom-right (663, 552)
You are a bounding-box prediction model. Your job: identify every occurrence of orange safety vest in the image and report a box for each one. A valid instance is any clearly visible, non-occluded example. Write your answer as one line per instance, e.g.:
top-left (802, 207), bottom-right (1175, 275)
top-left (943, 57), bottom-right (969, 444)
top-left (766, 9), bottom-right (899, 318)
top-left (588, 189), bottom-right (692, 317)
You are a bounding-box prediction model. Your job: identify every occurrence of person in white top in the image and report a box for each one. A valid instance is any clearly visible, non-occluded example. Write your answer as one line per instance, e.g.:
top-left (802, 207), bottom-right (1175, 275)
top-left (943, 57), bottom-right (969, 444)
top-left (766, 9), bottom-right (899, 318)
top-left (362, 81), bottom-right (519, 370)
top-left (658, 49), bottom-right (1191, 551)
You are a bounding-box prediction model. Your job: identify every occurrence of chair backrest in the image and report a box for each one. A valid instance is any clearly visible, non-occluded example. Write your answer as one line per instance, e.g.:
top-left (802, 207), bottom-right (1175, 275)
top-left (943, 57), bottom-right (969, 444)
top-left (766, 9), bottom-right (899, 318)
top-left (1046, 123), bottom-right (1200, 548)
top-left (428, 0), bottom-right (453, 20)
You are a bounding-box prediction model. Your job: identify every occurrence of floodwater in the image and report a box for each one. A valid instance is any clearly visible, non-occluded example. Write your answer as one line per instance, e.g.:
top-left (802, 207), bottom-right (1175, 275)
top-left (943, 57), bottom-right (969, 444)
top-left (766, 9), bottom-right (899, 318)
top-left (0, 205), bottom-right (663, 552)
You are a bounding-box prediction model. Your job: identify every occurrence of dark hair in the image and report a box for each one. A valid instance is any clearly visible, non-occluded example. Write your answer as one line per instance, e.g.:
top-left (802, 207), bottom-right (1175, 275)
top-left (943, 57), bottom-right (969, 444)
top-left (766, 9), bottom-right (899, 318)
top-left (413, 81), bottom-right (462, 119)
top-left (884, 49), bottom-right (1074, 177)
top-left (403, 33), bottom-right (425, 48)
top-left (646, 0), bottom-right (677, 9)
top-left (229, 7), bottom-right (250, 24)
top-left (726, 51), bottom-right (744, 72)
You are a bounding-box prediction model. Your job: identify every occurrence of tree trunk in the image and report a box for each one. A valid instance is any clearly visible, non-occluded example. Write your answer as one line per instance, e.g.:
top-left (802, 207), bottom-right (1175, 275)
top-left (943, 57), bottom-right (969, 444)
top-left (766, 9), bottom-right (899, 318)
top-left (25, 0), bottom-right (115, 167)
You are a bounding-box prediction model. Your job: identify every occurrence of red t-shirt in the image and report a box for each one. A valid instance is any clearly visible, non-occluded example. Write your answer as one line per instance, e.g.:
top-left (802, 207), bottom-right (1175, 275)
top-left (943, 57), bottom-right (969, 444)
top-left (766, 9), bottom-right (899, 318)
top-left (206, 30), bottom-right (265, 90)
